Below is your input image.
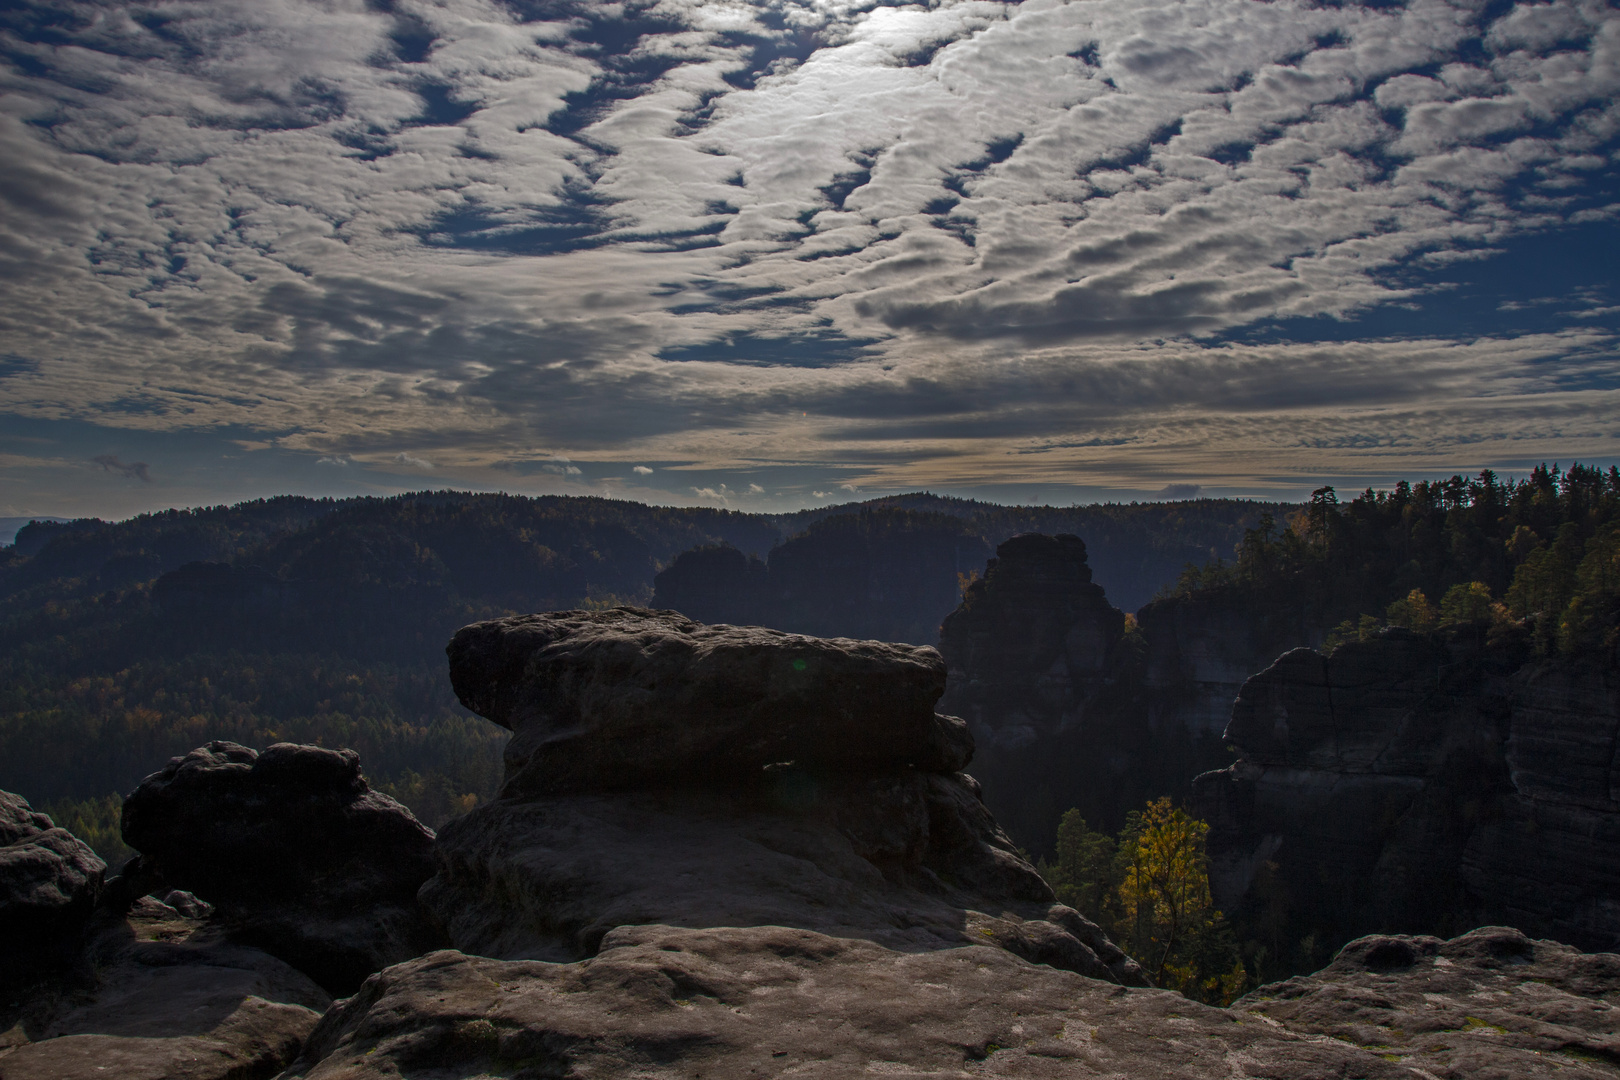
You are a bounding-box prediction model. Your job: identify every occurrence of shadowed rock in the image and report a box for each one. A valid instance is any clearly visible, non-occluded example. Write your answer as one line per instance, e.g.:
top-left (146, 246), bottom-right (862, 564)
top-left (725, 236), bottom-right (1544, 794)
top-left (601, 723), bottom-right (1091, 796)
top-left (1197, 629), bottom-right (1620, 954)
top-left (121, 741), bottom-right (442, 993)
top-left (1, 791), bottom-right (106, 983)
top-left (0, 896), bottom-right (328, 1080)
top-left (447, 607), bottom-right (971, 798)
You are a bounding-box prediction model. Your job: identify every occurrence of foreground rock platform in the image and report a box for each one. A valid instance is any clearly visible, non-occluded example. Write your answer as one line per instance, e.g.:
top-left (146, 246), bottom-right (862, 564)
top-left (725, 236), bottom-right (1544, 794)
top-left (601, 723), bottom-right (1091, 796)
top-left (280, 923), bottom-right (1620, 1080)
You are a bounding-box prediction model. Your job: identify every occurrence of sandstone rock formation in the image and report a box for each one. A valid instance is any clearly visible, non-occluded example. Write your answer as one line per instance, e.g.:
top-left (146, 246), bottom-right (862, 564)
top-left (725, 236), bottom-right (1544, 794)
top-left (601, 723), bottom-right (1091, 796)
top-left (0, 895), bottom-right (329, 1080)
top-left (431, 607), bottom-right (1146, 987)
top-left (1137, 587), bottom-right (1322, 738)
top-left (0, 791), bottom-right (105, 983)
top-left (936, 533), bottom-right (1230, 849)
top-left (939, 534), bottom-right (1126, 748)
top-left (121, 741), bottom-right (442, 992)
top-left (448, 607), bottom-right (972, 799)
top-left (1196, 629), bottom-right (1620, 955)
top-left (279, 923), bottom-right (1619, 1080)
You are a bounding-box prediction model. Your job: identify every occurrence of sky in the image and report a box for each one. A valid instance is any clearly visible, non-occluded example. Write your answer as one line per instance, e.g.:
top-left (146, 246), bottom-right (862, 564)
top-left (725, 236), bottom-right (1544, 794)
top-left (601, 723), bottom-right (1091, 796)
top-left (1, 0), bottom-right (1618, 519)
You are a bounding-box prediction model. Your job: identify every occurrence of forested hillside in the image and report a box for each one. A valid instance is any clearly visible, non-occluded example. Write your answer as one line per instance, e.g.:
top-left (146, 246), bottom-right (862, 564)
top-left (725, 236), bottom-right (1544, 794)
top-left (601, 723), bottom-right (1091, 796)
top-left (0, 488), bottom-right (1293, 865)
top-left (1158, 463), bottom-right (1620, 655)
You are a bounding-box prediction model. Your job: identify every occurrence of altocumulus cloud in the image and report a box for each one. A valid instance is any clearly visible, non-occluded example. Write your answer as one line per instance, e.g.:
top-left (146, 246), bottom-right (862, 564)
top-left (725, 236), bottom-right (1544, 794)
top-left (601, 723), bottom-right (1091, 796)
top-left (0, 0), bottom-right (1617, 503)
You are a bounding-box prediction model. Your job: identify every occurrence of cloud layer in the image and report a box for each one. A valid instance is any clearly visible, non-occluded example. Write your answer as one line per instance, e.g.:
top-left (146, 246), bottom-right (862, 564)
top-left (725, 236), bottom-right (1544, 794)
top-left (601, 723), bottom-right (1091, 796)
top-left (0, 0), bottom-right (1617, 510)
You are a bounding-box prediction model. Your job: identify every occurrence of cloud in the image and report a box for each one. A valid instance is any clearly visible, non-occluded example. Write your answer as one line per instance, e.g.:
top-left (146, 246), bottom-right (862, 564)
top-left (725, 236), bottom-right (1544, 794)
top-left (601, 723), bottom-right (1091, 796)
top-left (0, 0), bottom-right (1614, 506)
top-left (91, 454), bottom-right (151, 482)
top-left (748, 483), bottom-right (765, 494)
top-left (1155, 483), bottom-right (1204, 500)
top-left (542, 456), bottom-right (582, 476)
top-left (316, 455), bottom-right (352, 467)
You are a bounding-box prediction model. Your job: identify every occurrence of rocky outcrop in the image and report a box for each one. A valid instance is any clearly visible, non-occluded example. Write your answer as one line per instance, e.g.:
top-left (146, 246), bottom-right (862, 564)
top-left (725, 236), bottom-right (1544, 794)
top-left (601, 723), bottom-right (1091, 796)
top-left (1138, 589), bottom-right (1323, 739)
top-left (0, 791), bottom-right (105, 982)
top-left (939, 534), bottom-right (1126, 750)
top-left (936, 533), bottom-right (1229, 850)
top-left (279, 924), bottom-right (1618, 1080)
top-left (430, 607), bottom-right (1147, 987)
top-left (1195, 630), bottom-right (1620, 955)
top-left (448, 607), bottom-right (972, 799)
top-left (0, 895), bottom-right (329, 1080)
top-left (121, 741), bottom-right (442, 993)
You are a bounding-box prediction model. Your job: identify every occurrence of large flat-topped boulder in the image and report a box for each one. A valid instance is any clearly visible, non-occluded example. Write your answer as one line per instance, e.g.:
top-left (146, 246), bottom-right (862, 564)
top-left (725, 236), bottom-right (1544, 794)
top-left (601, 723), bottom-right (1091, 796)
top-left (448, 607), bottom-right (970, 797)
top-left (121, 741), bottom-right (442, 993)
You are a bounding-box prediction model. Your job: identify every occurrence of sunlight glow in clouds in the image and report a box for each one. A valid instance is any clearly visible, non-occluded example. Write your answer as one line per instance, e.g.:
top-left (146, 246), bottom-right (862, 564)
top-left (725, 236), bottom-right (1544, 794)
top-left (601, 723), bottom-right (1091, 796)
top-left (0, 0), bottom-right (1617, 513)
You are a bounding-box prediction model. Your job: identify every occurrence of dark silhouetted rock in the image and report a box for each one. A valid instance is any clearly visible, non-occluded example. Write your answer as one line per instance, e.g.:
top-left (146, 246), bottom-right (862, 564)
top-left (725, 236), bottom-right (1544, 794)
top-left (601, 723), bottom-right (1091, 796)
top-left (121, 741), bottom-right (441, 993)
top-left (448, 607), bottom-right (970, 798)
top-left (1197, 631), bottom-right (1620, 954)
top-left (0, 790), bottom-right (105, 983)
top-left (937, 533), bottom-right (1220, 850)
top-left (0, 896), bottom-right (328, 1080)
top-left (279, 925), bottom-right (1618, 1080)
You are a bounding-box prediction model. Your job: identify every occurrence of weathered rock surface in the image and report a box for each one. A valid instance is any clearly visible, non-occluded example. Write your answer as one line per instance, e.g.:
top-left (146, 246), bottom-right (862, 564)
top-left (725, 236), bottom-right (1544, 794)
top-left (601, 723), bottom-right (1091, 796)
top-left (1196, 630), bottom-right (1620, 954)
top-left (0, 897), bottom-right (329, 1080)
top-left (0, 791), bottom-right (105, 982)
top-left (279, 923), bottom-right (1620, 1080)
top-left (432, 608), bottom-right (1145, 987)
top-left (448, 607), bottom-right (971, 799)
top-left (121, 741), bottom-right (442, 993)
top-left (1241, 926), bottom-right (1620, 1077)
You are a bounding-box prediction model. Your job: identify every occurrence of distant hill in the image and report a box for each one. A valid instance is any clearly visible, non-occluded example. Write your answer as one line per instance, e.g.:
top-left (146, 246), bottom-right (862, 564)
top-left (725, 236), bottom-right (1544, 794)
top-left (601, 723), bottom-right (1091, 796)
top-left (0, 516), bottom-right (67, 548)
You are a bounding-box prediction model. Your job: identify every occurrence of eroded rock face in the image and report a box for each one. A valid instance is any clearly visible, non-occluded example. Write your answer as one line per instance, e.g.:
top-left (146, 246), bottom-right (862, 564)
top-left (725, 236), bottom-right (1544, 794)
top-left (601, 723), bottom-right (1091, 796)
top-left (279, 924), bottom-right (1619, 1080)
top-left (1196, 630), bottom-right (1620, 953)
top-left (431, 608), bottom-right (1143, 987)
top-left (0, 790), bottom-right (105, 982)
top-left (447, 607), bottom-right (970, 798)
top-left (121, 741), bottom-right (442, 993)
top-left (0, 897), bottom-right (328, 1080)
top-left (1241, 926), bottom-right (1620, 1074)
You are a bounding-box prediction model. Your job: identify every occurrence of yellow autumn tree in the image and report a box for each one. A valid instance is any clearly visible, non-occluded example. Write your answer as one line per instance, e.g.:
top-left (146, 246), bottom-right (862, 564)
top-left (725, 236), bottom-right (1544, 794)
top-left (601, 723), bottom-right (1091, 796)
top-left (1116, 797), bottom-right (1228, 993)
